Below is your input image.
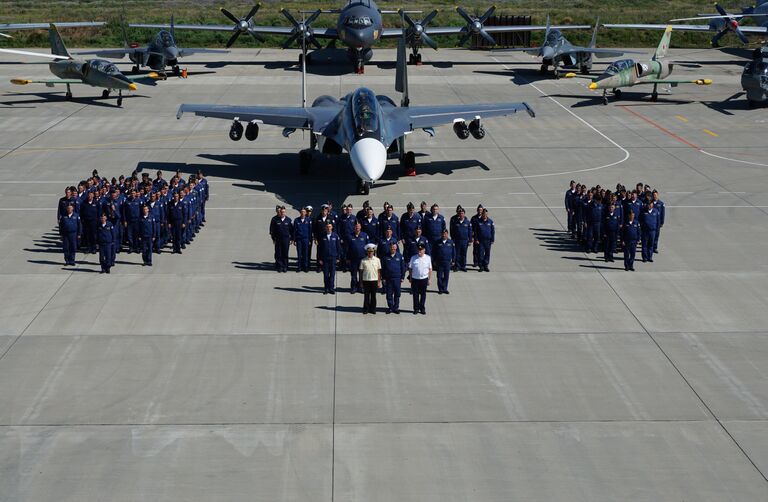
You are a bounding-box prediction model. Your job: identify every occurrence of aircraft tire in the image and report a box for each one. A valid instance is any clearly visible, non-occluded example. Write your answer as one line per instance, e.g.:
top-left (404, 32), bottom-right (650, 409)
top-left (362, 181), bottom-right (370, 195)
top-left (614, 89), bottom-right (622, 98)
top-left (102, 89), bottom-right (110, 98)
top-left (65, 92), bottom-right (72, 101)
top-left (173, 65), bottom-right (180, 76)
top-left (651, 92), bottom-right (658, 102)
top-left (117, 97), bottom-right (123, 107)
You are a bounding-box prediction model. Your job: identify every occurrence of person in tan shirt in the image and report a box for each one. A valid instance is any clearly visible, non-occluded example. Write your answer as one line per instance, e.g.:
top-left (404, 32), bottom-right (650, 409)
top-left (359, 243), bottom-right (382, 314)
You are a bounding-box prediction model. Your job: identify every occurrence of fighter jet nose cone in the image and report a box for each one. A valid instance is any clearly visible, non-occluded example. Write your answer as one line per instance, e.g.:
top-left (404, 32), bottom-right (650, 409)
top-left (542, 46), bottom-right (555, 60)
top-left (166, 47), bottom-right (179, 60)
top-left (589, 82), bottom-right (598, 90)
top-left (128, 83), bottom-right (138, 91)
top-left (350, 137), bottom-right (387, 182)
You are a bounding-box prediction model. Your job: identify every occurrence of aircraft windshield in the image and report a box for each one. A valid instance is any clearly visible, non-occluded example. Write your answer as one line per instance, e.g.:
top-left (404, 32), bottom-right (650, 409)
top-left (90, 59), bottom-right (120, 75)
top-left (352, 88), bottom-right (379, 135)
top-left (546, 30), bottom-right (561, 44)
top-left (745, 61), bottom-right (768, 75)
top-left (605, 59), bottom-right (633, 75)
top-left (344, 15), bottom-right (373, 27)
top-left (159, 31), bottom-right (174, 47)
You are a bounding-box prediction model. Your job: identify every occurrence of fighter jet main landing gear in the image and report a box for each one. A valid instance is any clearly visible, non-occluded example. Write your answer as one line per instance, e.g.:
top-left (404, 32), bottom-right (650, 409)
top-left (651, 83), bottom-right (659, 102)
top-left (132, 65), bottom-right (140, 74)
top-left (65, 83), bottom-right (72, 101)
top-left (117, 90), bottom-right (123, 107)
top-left (102, 89), bottom-right (110, 99)
top-left (540, 63), bottom-right (548, 75)
top-left (402, 151), bottom-right (416, 176)
top-left (408, 52), bottom-right (423, 65)
top-left (173, 65), bottom-right (180, 76)
top-left (357, 179), bottom-right (370, 195)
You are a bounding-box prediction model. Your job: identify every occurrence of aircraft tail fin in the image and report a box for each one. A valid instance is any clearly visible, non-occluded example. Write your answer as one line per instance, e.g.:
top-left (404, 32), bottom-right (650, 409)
top-left (119, 13), bottom-right (129, 49)
top-left (170, 13), bottom-right (175, 40)
top-left (653, 25), bottom-right (672, 61)
top-left (544, 14), bottom-right (551, 41)
top-left (48, 24), bottom-right (71, 58)
top-left (589, 17), bottom-right (600, 48)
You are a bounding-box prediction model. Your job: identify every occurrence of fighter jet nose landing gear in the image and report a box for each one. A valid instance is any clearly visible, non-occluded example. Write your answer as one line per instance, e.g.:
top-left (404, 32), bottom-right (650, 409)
top-left (357, 179), bottom-right (371, 195)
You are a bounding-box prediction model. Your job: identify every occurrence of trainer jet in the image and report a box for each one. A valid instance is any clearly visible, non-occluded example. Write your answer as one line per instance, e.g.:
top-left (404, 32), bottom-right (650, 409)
top-left (176, 32), bottom-right (534, 195)
top-left (498, 17), bottom-right (643, 77)
top-left (604, 1), bottom-right (768, 48)
top-left (137, 1), bottom-right (588, 73)
top-left (81, 16), bottom-right (228, 76)
top-left (0, 24), bottom-right (161, 106)
top-left (0, 21), bottom-right (104, 39)
top-left (567, 26), bottom-right (712, 104)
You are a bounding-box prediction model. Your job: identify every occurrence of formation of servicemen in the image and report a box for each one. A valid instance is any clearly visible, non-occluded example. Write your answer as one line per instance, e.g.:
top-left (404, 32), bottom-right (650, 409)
top-left (57, 169), bottom-right (209, 272)
top-left (564, 181), bottom-right (666, 271)
top-left (269, 200), bottom-right (496, 314)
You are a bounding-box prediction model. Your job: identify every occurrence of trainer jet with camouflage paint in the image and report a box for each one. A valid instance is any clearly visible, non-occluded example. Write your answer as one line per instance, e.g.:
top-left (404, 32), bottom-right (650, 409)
top-left (566, 26), bottom-right (712, 104)
top-left (0, 24), bottom-right (162, 107)
top-left (496, 16), bottom-right (643, 78)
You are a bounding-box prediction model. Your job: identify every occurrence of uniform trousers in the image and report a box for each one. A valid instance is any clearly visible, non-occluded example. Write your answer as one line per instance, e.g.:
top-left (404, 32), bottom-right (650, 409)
top-left (411, 278), bottom-right (428, 313)
top-left (362, 281), bottom-right (378, 313)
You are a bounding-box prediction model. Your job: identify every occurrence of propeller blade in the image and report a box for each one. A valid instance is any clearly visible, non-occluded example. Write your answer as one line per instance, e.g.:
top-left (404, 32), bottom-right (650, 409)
top-left (714, 3), bottom-right (728, 17)
top-left (480, 5), bottom-right (496, 23)
top-left (711, 29), bottom-right (727, 46)
top-left (735, 25), bottom-right (750, 44)
top-left (220, 7), bottom-right (240, 25)
top-left (282, 32), bottom-right (299, 49)
top-left (423, 9), bottom-right (439, 26)
top-left (245, 3), bottom-right (261, 22)
top-left (479, 29), bottom-right (496, 46)
top-left (306, 9), bottom-right (322, 25)
top-left (458, 32), bottom-right (471, 47)
top-left (250, 31), bottom-right (265, 43)
top-left (281, 8), bottom-right (299, 28)
top-left (421, 32), bottom-right (438, 50)
top-left (456, 6), bottom-right (474, 25)
top-left (226, 30), bottom-right (241, 48)
top-left (309, 36), bottom-right (322, 50)
top-left (402, 12), bottom-right (417, 29)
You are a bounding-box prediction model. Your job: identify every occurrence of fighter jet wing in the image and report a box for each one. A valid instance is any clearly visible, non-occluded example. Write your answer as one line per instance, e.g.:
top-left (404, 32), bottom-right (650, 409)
top-left (0, 48), bottom-right (70, 60)
top-left (564, 47), bottom-right (646, 58)
top-left (176, 104), bottom-right (342, 131)
top-left (76, 48), bottom-right (149, 59)
top-left (124, 72), bottom-right (165, 85)
top-left (386, 102), bottom-right (534, 137)
top-left (604, 23), bottom-right (768, 34)
top-left (130, 23), bottom-right (338, 38)
top-left (637, 78), bottom-right (713, 85)
top-left (178, 48), bottom-right (230, 57)
top-left (380, 25), bottom-right (590, 38)
top-left (11, 78), bottom-right (84, 87)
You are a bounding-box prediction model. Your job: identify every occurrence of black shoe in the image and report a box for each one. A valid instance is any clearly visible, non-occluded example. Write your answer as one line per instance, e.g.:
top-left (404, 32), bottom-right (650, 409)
top-left (445, 291), bottom-right (450, 295)
top-left (630, 267), bottom-right (635, 271)
top-left (394, 310), bottom-right (400, 314)
top-left (649, 259), bottom-right (653, 263)
top-left (413, 310), bottom-right (418, 315)
top-left (106, 270), bottom-right (110, 274)
top-left (296, 269), bottom-right (300, 273)
top-left (371, 311), bottom-right (376, 315)
top-left (642, 259), bottom-right (646, 262)
top-left (461, 268), bottom-right (467, 272)
top-left (625, 267), bottom-right (629, 271)
top-left (323, 290), bottom-right (328, 295)
top-left (420, 310), bottom-right (426, 315)
top-left (330, 290), bottom-right (336, 294)
top-left (362, 311), bottom-right (367, 315)
top-left (386, 309), bottom-right (391, 314)
top-left (653, 250), bottom-right (659, 254)
top-left (438, 291), bottom-right (443, 295)
top-left (484, 267), bottom-right (490, 272)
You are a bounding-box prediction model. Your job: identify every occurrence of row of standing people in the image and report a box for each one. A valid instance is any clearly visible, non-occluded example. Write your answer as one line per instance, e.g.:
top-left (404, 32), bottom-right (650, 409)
top-left (57, 169), bottom-right (209, 272)
top-left (564, 181), bottom-right (666, 271)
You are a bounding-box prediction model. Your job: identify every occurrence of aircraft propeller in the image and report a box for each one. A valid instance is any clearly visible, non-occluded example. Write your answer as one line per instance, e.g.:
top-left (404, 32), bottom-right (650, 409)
top-left (456, 5), bottom-right (497, 47)
top-left (280, 9), bottom-right (322, 50)
top-left (400, 9), bottom-right (439, 50)
top-left (220, 3), bottom-right (265, 48)
top-left (712, 2), bottom-right (750, 46)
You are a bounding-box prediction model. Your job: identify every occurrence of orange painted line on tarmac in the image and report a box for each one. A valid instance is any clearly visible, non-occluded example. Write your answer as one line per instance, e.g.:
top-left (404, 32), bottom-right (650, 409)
top-left (618, 105), bottom-right (701, 150)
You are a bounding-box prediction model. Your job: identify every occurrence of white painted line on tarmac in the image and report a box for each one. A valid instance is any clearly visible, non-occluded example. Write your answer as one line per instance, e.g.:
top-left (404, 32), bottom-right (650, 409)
top-left (455, 192), bottom-right (482, 195)
top-left (508, 192), bottom-right (535, 195)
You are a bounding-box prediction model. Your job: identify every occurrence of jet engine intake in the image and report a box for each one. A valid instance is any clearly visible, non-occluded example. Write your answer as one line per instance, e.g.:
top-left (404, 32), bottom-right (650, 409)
top-left (469, 119), bottom-right (485, 140)
top-left (229, 121), bottom-right (244, 141)
top-left (453, 121), bottom-right (470, 140)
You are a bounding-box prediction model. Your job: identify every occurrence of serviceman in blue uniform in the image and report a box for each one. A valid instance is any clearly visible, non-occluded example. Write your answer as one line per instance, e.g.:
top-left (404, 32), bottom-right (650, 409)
top-left (269, 206), bottom-right (293, 272)
top-left (570, 186), bottom-right (584, 241)
top-left (167, 192), bottom-right (186, 254)
top-left (148, 192), bottom-right (164, 254)
top-left (651, 190), bottom-right (665, 253)
top-left (139, 205), bottom-right (157, 266)
top-left (79, 190), bottom-right (99, 254)
top-left (346, 222), bottom-right (369, 293)
top-left (622, 210), bottom-right (640, 271)
top-left (318, 222), bottom-right (341, 294)
top-left (97, 213), bottom-right (115, 273)
top-left (305, 206), bottom-right (314, 269)
top-left (475, 208), bottom-right (495, 272)
top-left (195, 169), bottom-right (209, 224)
top-left (103, 189), bottom-right (123, 253)
top-left (586, 193), bottom-right (604, 253)
top-left (378, 225), bottom-right (399, 258)
top-left (360, 206), bottom-right (380, 245)
top-left (399, 202), bottom-right (422, 262)
top-left (422, 203), bottom-right (446, 250)
top-left (407, 225), bottom-right (431, 258)
top-left (338, 204), bottom-right (357, 272)
top-left (381, 241), bottom-right (406, 314)
top-left (59, 204), bottom-right (81, 266)
top-left (433, 228), bottom-right (456, 294)
top-left (450, 207), bottom-right (472, 272)
top-left (640, 201), bottom-right (660, 263)
top-left (293, 207), bottom-right (313, 273)
top-left (378, 204), bottom-right (399, 241)
top-left (565, 180), bottom-right (576, 237)
top-left (122, 189), bottom-right (143, 253)
top-left (314, 204), bottom-right (334, 271)
top-left (603, 203), bottom-right (621, 262)
top-left (470, 204), bottom-right (483, 266)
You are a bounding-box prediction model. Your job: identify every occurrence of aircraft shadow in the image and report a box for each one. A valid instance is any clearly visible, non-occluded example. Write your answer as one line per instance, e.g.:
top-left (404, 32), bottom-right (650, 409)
top-left (135, 151), bottom-right (485, 211)
top-left (0, 91), bottom-right (150, 108)
top-left (702, 92), bottom-right (752, 115)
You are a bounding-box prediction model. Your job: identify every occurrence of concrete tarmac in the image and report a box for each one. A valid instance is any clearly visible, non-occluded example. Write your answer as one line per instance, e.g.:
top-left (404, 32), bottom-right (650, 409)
top-left (0, 47), bottom-right (766, 501)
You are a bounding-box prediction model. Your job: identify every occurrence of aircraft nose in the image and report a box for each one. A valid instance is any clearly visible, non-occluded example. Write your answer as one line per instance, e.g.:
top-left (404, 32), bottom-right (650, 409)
top-left (541, 46), bottom-right (555, 60)
top-left (128, 83), bottom-right (138, 91)
top-left (350, 137), bottom-right (387, 183)
top-left (589, 82), bottom-right (597, 90)
top-left (165, 46), bottom-right (179, 60)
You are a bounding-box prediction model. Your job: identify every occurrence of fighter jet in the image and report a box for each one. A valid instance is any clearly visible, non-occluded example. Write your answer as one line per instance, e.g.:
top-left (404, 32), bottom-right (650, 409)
top-left (175, 30), bottom-right (534, 195)
top-left (0, 21), bottom-right (104, 39)
top-left (80, 15), bottom-right (228, 76)
top-left (0, 24), bottom-right (161, 106)
top-left (135, 1), bottom-right (588, 73)
top-left (567, 26), bottom-right (712, 105)
top-left (741, 46), bottom-right (768, 107)
top-left (498, 17), bottom-right (643, 77)
top-left (604, 1), bottom-right (768, 48)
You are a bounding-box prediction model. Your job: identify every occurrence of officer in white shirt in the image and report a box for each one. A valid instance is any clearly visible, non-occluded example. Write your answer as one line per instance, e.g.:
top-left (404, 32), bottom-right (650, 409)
top-left (407, 242), bottom-right (432, 315)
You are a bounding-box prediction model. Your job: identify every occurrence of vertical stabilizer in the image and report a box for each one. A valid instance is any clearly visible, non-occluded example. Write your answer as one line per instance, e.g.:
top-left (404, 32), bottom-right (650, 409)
top-left (48, 24), bottom-right (71, 58)
top-left (653, 25), bottom-right (672, 60)
top-left (120, 14), bottom-right (129, 49)
top-left (170, 13), bottom-right (175, 41)
top-left (395, 15), bottom-right (409, 107)
top-left (589, 17), bottom-right (600, 48)
top-left (544, 15), bottom-right (551, 41)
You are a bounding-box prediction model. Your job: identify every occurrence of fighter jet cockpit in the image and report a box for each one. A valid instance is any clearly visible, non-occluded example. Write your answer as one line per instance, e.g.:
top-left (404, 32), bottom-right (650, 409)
top-left (90, 59), bottom-right (121, 75)
top-left (156, 30), bottom-right (175, 47)
top-left (546, 29), bottom-right (564, 48)
top-left (605, 59), bottom-right (633, 76)
top-left (352, 88), bottom-right (380, 136)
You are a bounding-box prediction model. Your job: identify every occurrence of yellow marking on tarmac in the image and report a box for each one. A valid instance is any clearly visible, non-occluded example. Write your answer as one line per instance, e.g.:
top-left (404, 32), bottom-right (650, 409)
top-left (702, 129), bottom-right (719, 137)
top-left (674, 115), bottom-right (688, 123)
top-left (8, 133), bottom-right (223, 156)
